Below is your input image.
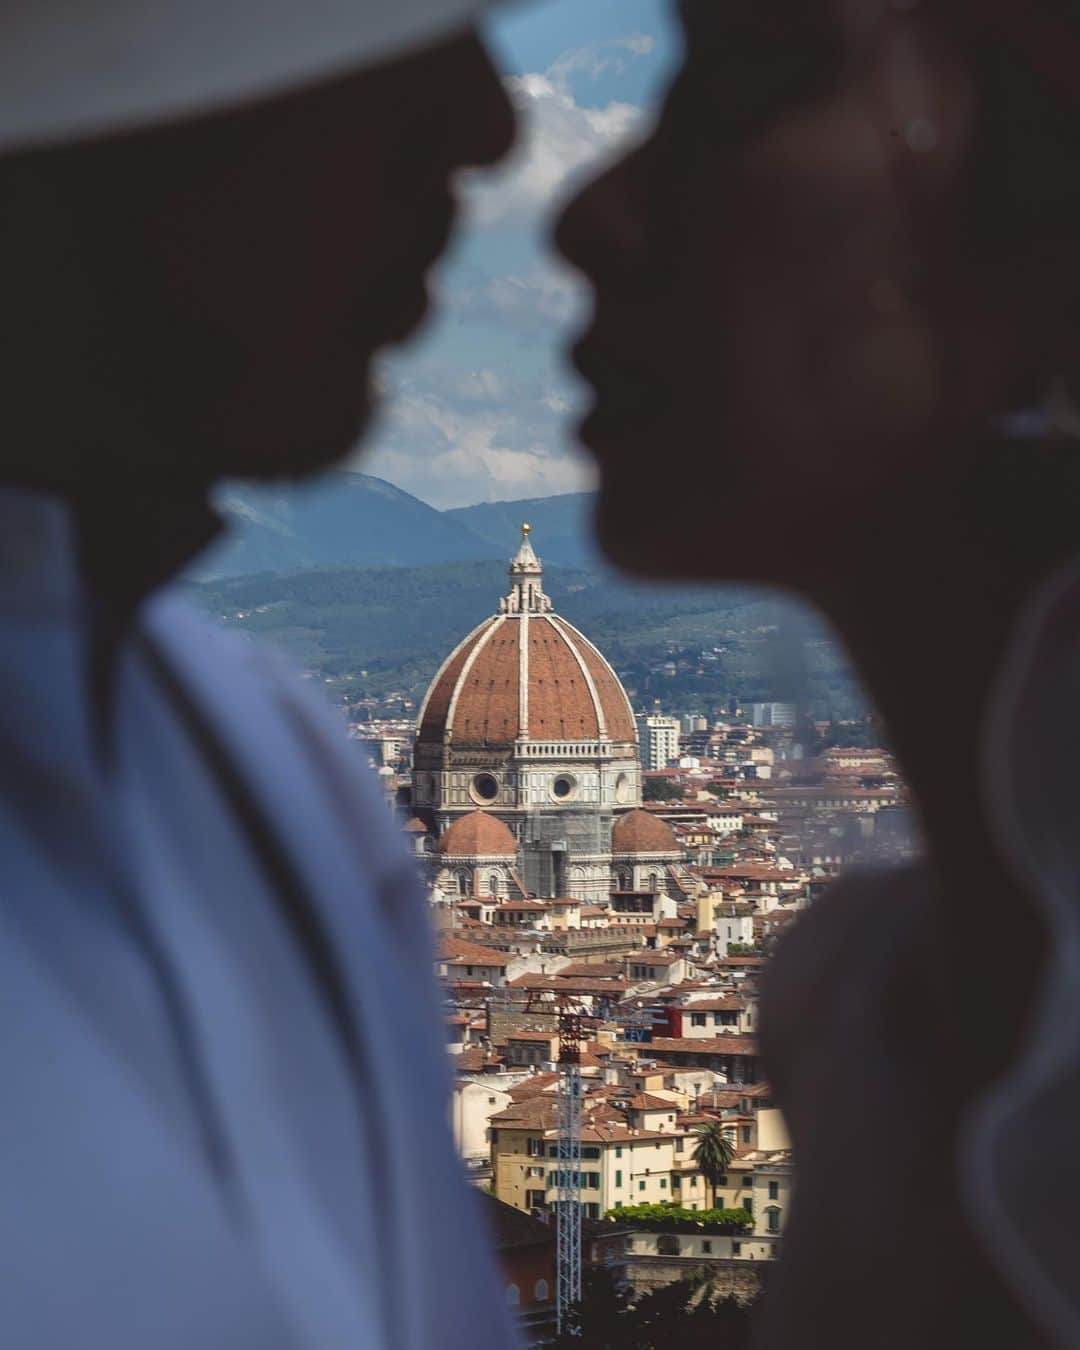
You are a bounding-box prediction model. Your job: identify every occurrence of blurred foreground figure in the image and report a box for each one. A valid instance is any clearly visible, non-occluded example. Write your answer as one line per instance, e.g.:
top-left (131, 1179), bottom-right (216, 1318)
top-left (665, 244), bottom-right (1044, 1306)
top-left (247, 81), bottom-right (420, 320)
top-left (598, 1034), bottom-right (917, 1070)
top-left (0, 2), bottom-right (518, 1347)
top-left (558, 1), bottom-right (1080, 1345)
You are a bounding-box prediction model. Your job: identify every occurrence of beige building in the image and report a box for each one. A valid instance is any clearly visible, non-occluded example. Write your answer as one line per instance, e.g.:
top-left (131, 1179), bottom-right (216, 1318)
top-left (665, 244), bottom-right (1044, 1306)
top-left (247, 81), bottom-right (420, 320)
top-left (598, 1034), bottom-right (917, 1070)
top-left (681, 995), bottom-right (757, 1037)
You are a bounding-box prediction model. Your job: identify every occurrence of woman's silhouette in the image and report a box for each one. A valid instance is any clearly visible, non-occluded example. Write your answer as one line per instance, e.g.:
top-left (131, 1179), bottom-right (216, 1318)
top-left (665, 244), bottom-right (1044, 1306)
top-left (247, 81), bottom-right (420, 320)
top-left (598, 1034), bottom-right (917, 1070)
top-left (557, 1), bottom-right (1080, 1344)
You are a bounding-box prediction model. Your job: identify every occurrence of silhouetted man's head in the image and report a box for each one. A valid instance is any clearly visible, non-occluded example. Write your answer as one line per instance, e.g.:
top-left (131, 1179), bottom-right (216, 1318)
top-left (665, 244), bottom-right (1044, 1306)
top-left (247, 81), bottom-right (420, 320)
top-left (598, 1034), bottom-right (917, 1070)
top-left (557, 0), bottom-right (1080, 588)
top-left (0, 19), bottom-right (513, 489)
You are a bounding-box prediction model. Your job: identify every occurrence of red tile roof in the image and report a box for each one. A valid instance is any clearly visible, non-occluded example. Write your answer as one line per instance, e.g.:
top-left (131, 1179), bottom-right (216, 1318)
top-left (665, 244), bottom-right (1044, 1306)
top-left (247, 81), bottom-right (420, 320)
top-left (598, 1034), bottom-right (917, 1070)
top-left (648, 1036), bottom-right (759, 1056)
top-left (612, 809), bottom-right (680, 854)
top-left (438, 811), bottom-right (517, 858)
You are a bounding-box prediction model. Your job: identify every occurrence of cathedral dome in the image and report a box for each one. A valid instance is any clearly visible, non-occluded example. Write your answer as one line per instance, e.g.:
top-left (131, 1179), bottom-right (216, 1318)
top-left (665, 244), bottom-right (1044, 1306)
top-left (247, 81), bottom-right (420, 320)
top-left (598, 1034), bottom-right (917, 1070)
top-left (438, 810), bottom-right (517, 857)
top-left (417, 525), bottom-right (636, 751)
top-left (611, 809), bottom-right (679, 855)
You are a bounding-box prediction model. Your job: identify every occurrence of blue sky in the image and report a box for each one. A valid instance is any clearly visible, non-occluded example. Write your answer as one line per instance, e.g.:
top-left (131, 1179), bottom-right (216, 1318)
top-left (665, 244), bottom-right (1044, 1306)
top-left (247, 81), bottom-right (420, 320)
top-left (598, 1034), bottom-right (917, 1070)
top-left (356, 0), bottom-right (680, 509)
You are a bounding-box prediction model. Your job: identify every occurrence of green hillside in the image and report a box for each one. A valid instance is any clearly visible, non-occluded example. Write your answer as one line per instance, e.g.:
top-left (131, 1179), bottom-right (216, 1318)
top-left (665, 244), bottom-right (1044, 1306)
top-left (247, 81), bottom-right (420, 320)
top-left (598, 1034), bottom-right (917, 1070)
top-left (186, 559), bottom-right (862, 718)
top-left (195, 471), bottom-right (496, 578)
top-left (444, 492), bottom-right (600, 567)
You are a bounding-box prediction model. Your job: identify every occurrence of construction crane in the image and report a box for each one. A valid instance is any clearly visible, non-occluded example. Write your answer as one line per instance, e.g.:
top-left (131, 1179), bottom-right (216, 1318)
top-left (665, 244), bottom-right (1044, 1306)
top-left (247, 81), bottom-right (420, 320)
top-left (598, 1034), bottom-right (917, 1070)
top-left (484, 983), bottom-right (587, 1334)
top-left (553, 994), bottom-right (663, 1332)
top-left (468, 982), bottom-right (644, 1334)
top-left (555, 1000), bottom-right (583, 1334)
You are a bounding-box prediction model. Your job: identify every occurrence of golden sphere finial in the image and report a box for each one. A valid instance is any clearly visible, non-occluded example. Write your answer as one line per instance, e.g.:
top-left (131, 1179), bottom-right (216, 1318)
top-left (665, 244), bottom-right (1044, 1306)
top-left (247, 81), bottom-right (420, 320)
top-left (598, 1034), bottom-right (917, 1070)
top-left (522, 522), bottom-right (531, 536)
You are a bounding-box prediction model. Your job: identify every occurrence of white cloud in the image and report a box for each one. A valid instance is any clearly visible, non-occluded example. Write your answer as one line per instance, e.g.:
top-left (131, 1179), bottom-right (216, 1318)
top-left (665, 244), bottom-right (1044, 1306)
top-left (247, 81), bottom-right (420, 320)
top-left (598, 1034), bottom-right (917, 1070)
top-left (460, 38), bottom-right (653, 227)
top-left (347, 32), bottom-right (660, 508)
top-left (359, 391), bottom-right (596, 508)
top-left (456, 368), bottom-right (504, 401)
top-left (619, 33), bottom-right (655, 56)
top-left (451, 261), bottom-right (584, 333)
top-left (546, 33), bottom-right (656, 86)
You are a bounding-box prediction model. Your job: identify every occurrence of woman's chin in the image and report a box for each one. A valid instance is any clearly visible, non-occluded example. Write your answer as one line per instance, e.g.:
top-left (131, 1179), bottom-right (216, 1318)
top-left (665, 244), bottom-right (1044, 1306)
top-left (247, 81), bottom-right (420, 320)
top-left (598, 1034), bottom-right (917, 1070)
top-left (592, 483), bottom-right (688, 579)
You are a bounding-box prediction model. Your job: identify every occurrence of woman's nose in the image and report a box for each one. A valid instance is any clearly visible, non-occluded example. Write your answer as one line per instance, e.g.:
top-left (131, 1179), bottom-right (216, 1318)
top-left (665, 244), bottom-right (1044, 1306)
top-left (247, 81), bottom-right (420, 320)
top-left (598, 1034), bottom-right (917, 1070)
top-left (554, 143), bottom-right (652, 289)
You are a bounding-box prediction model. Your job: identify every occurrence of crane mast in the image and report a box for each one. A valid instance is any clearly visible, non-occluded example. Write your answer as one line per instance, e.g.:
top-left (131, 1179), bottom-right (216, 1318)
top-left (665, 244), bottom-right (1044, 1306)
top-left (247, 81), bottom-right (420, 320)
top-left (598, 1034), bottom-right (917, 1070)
top-left (555, 1003), bottom-right (583, 1333)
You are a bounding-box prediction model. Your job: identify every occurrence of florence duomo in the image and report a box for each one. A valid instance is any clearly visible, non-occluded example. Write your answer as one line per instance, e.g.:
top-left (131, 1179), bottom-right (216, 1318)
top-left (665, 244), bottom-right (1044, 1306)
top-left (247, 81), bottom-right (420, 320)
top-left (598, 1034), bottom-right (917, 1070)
top-left (409, 526), bottom-right (681, 903)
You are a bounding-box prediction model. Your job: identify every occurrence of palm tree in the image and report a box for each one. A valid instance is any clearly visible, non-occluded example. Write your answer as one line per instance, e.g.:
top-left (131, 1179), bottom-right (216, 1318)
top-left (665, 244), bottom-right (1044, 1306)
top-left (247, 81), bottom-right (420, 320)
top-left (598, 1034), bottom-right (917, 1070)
top-left (691, 1119), bottom-right (736, 1209)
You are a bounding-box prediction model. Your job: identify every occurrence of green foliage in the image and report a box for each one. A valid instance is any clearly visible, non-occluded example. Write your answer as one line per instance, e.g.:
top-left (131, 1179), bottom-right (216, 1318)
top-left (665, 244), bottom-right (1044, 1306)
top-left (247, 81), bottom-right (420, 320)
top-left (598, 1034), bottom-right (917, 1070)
top-left (704, 782), bottom-right (730, 798)
top-left (726, 942), bottom-right (759, 956)
top-left (552, 1267), bottom-right (753, 1350)
top-left (691, 1120), bottom-right (737, 1191)
top-left (643, 778), bottom-right (684, 802)
top-left (601, 1203), bottom-right (752, 1234)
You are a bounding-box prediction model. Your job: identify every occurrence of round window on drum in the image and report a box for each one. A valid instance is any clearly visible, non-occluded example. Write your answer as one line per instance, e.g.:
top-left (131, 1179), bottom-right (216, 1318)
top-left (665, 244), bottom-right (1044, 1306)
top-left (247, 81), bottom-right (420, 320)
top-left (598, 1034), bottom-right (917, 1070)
top-left (471, 772), bottom-right (499, 803)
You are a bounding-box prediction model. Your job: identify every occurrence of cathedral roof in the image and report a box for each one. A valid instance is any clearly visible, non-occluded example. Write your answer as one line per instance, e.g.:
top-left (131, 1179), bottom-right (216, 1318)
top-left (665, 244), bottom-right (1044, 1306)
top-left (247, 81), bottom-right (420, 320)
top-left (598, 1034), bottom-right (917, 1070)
top-left (611, 808), bottom-right (680, 855)
top-left (438, 810), bottom-right (518, 858)
top-left (417, 525), bottom-right (636, 749)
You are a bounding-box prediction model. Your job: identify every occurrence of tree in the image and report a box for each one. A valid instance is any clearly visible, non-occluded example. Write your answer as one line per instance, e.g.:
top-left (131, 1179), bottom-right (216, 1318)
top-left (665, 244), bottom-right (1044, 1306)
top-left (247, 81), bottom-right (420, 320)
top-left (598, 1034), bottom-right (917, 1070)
top-left (643, 777), bottom-right (683, 802)
top-left (691, 1120), bottom-right (737, 1208)
top-left (550, 1265), bottom-right (631, 1348)
top-left (553, 1269), bottom-right (753, 1350)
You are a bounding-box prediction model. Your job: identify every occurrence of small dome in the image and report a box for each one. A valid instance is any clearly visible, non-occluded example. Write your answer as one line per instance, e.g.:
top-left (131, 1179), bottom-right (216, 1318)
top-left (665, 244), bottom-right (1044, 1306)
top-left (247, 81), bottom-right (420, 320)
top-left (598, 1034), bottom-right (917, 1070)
top-left (438, 810), bottom-right (518, 858)
top-left (611, 809), bottom-right (680, 855)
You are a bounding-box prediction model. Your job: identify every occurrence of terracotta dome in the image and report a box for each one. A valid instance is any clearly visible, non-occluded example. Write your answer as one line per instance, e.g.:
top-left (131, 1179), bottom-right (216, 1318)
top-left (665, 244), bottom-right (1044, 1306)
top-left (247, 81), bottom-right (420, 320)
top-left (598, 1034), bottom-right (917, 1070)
top-left (417, 525), bottom-right (636, 750)
top-left (611, 809), bottom-right (680, 855)
top-left (438, 810), bottom-right (518, 857)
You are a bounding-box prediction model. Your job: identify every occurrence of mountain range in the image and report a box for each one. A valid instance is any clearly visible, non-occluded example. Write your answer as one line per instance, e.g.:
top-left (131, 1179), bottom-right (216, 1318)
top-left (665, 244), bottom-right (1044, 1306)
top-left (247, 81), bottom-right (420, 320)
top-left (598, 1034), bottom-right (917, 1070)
top-left (194, 471), bottom-right (598, 579)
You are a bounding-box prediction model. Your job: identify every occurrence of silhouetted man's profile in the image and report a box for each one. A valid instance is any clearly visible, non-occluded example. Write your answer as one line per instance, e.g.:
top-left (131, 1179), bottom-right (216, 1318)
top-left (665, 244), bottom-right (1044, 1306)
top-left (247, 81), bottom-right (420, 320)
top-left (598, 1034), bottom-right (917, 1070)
top-left (556, 1), bottom-right (1080, 1345)
top-left (0, 2), bottom-right (519, 1347)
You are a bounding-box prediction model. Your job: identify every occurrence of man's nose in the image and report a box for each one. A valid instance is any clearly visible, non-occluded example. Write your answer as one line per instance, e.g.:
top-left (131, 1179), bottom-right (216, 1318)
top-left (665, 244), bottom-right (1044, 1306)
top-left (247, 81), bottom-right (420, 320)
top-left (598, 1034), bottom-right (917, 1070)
top-left (450, 34), bottom-right (516, 170)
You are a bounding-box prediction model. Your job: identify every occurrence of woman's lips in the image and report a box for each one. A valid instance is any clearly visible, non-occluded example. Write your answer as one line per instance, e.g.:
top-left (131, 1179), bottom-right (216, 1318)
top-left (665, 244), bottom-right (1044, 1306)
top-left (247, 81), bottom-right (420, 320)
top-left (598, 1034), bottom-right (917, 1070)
top-left (571, 335), bottom-right (672, 448)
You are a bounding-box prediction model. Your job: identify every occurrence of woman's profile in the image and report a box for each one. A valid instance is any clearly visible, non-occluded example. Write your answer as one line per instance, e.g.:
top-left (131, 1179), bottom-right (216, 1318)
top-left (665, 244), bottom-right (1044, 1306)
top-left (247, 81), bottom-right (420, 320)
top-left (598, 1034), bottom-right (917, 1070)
top-left (556, 1), bottom-right (1080, 1344)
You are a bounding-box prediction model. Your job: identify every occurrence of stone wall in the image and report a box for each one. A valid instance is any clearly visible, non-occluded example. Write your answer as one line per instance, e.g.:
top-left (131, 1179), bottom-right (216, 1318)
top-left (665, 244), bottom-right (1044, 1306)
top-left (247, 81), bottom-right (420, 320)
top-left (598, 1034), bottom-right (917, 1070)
top-left (622, 1254), bottom-right (766, 1305)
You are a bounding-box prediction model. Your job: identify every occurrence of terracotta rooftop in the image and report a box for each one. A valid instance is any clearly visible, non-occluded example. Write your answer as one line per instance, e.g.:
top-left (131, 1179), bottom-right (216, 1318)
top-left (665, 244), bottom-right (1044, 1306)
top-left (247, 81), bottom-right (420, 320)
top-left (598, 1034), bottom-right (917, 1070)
top-left (438, 810), bottom-right (517, 858)
top-left (508, 1074), bottom-right (559, 1100)
top-left (555, 961), bottom-right (625, 980)
top-left (648, 1035), bottom-right (759, 1056)
top-left (454, 1048), bottom-right (505, 1072)
top-left (438, 935), bottom-right (512, 967)
top-left (612, 809), bottom-right (680, 855)
top-left (416, 589), bottom-right (636, 747)
top-left (620, 1092), bottom-right (676, 1110)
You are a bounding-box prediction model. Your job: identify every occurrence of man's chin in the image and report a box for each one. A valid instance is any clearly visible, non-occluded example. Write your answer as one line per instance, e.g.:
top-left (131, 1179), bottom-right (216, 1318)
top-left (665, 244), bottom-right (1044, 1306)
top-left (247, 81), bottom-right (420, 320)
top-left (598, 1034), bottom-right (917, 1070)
top-left (214, 395), bottom-right (375, 483)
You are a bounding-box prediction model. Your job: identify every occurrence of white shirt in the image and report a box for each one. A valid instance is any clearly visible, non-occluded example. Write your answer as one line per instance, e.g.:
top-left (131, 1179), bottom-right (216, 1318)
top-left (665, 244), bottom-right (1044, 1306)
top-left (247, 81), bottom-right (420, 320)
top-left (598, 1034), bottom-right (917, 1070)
top-left (962, 553), bottom-right (1080, 1348)
top-left (0, 486), bottom-right (516, 1349)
